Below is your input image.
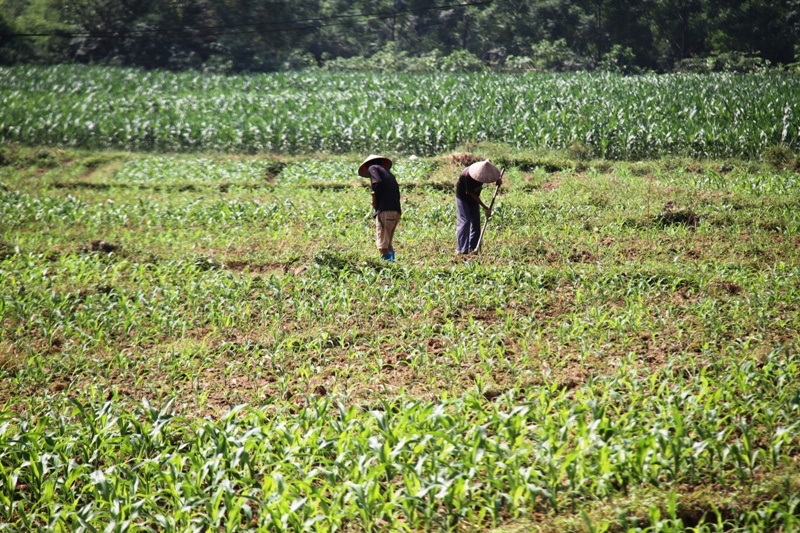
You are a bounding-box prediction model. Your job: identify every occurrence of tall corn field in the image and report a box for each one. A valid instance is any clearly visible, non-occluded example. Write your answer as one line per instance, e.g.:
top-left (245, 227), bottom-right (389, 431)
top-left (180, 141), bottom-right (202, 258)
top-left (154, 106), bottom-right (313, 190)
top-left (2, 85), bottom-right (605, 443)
top-left (1, 65), bottom-right (798, 158)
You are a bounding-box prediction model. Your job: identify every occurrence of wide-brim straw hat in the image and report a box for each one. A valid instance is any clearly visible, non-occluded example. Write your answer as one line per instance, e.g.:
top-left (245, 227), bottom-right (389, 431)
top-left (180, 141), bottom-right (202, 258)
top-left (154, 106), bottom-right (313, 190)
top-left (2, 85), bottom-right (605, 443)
top-left (358, 154), bottom-right (393, 177)
top-left (467, 160), bottom-right (501, 183)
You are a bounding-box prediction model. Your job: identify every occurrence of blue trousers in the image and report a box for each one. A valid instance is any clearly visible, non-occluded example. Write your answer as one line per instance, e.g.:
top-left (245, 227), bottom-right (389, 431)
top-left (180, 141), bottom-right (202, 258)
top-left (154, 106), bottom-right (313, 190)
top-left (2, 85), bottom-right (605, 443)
top-left (456, 197), bottom-right (481, 253)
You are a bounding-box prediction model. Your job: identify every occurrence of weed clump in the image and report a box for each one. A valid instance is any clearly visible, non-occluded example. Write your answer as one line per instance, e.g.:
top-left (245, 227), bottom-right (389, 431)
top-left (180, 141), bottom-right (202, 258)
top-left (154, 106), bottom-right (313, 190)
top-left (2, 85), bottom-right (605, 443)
top-left (0, 146), bottom-right (64, 168)
top-left (312, 251), bottom-right (369, 272)
top-left (82, 239), bottom-right (121, 254)
top-left (762, 145), bottom-right (796, 170)
top-left (445, 152), bottom-right (481, 167)
top-left (262, 160), bottom-right (286, 182)
top-left (191, 254), bottom-right (223, 271)
top-left (0, 239), bottom-right (15, 260)
top-left (567, 141), bottom-right (592, 161)
top-left (0, 342), bottom-right (22, 374)
top-left (654, 201), bottom-right (699, 228)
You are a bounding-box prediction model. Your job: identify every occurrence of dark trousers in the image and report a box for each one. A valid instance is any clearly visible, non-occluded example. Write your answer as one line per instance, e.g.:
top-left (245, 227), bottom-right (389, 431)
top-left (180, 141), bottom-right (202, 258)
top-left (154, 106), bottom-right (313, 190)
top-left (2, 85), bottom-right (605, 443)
top-left (456, 197), bottom-right (480, 253)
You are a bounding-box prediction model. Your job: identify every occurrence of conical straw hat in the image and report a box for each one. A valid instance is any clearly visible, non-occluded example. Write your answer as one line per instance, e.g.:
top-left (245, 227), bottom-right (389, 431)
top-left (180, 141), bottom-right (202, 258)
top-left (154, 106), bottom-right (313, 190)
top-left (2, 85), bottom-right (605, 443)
top-left (467, 160), bottom-right (501, 183)
top-left (358, 154), bottom-right (393, 177)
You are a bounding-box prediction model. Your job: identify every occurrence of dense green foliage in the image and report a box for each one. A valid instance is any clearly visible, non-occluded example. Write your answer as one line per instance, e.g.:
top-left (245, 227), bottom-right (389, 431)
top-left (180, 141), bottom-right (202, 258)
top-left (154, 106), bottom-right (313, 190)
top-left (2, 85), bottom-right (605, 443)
top-left (1, 0), bottom-right (798, 73)
top-left (2, 65), bottom-right (800, 159)
top-left (1, 143), bottom-right (800, 530)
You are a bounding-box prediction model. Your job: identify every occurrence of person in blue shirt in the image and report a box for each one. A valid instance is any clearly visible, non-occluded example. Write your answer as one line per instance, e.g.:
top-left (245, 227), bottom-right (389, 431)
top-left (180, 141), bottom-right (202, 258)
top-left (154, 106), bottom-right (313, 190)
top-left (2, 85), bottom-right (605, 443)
top-left (358, 154), bottom-right (402, 261)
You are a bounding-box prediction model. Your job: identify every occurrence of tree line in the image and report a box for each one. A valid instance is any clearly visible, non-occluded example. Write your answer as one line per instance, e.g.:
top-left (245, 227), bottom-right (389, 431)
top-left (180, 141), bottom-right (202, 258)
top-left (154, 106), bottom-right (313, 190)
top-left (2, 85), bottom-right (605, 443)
top-left (1, 0), bottom-right (798, 73)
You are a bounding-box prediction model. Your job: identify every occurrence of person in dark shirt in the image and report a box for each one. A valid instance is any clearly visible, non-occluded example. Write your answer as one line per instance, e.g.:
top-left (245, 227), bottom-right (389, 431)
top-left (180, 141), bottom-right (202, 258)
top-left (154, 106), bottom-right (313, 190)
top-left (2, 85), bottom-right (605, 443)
top-left (358, 154), bottom-right (402, 261)
top-left (455, 160), bottom-right (501, 254)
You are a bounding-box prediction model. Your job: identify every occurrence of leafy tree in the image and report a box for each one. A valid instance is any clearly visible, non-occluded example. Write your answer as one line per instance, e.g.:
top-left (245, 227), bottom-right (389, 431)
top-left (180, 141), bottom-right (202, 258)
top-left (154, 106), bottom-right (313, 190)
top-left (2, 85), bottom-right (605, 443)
top-left (705, 0), bottom-right (797, 64)
top-left (401, 0), bottom-right (465, 55)
top-left (0, 0), bottom-right (72, 63)
top-left (311, 0), bottom-right (395, 60)
top-left (530, 0), bottom-right (586, 50)
top-left (0, 12), bottom-right (33, 64)
top-left (529, 38), bottom-right (585, 71)
top-left (465, 0), bottom-right (542, 60)
top-left (597, 43), bottom-right (637, 72)
top-left (0, 0), bottom-right (797, 71)
top-left (650, 0), bottom-right (707, 67)
top-left (601, 0), bottom-right (658, 69)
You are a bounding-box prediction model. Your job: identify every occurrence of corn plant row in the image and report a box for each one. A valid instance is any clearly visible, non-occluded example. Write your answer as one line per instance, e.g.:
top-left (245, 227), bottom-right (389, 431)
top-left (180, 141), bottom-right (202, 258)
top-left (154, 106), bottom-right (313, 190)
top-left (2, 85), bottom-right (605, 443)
top-left (2, 245), bottom-right (798, 352)
top-left (1, 65), bottom-right (799, 158)
top-left (3, 161), bottom-right (799, 235)
top-left (2, 349), bottom-right (799, 532)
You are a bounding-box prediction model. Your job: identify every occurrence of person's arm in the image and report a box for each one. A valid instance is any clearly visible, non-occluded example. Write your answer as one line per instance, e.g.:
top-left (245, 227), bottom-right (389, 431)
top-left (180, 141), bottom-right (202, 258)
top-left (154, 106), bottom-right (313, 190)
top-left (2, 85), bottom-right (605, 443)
top-left (468, 191), bottom-right (490, 211)
top-left (467, 180), bottom-right (492, 217)
top-left (470, 179), bottom-right (502, 217)
top-left (368, 166), bottom-right (381, 212)
top-left (486, 179), bottom-right (502, 216)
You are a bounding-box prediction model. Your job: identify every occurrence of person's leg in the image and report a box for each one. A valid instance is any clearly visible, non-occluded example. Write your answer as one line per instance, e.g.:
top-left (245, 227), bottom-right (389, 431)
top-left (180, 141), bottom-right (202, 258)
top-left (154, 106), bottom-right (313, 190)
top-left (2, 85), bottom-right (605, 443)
top-left (456, 197), bottom-right (471, 254)
top-left (381, 212), bottom-right (399, 261)
top-left (467, 201), bottom-right (481, 252)
top-left (388, 212), bottom-right (399, 260)
top-left (375, 216), bottom-right (389, 258)
top-left (377, 212), bottom-right (399, 260)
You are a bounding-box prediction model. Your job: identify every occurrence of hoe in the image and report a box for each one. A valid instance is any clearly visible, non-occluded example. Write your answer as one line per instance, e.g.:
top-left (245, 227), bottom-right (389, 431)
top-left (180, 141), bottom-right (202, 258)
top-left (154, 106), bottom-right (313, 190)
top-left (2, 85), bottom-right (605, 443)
top-left (475, 167), bottom-right (504, 253)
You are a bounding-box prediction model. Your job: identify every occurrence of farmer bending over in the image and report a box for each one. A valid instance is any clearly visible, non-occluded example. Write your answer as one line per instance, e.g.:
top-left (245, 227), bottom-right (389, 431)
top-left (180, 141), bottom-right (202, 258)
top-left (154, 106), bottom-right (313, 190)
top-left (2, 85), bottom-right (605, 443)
top-left (358, 154), bottom-right (401, 261)
top-left (455, 159), bottom-right (502, 254)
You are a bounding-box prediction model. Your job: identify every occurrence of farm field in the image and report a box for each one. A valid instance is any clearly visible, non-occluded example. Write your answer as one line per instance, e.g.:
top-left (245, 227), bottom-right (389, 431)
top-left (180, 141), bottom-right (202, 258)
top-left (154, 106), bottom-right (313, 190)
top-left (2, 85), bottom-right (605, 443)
top-left (1, 66), bottom-right (800, 531)
top-left (2, 143), bottom-right (799, 531)
top-left (2, 65), bottom-right (800, 159)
